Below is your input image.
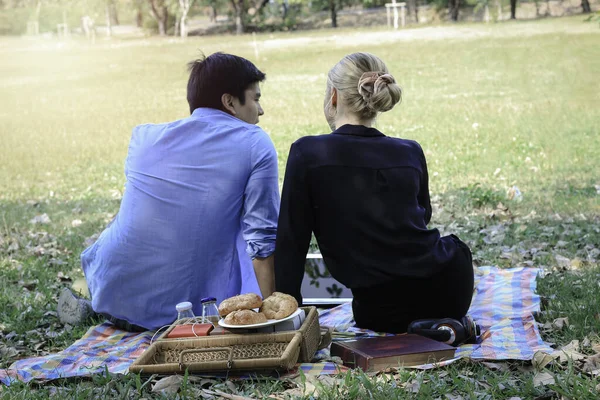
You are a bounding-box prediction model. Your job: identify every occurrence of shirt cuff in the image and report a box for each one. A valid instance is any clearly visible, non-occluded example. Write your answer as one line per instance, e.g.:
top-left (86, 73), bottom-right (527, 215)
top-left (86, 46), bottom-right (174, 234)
top-left (246, 240), bottom-right (276, 259)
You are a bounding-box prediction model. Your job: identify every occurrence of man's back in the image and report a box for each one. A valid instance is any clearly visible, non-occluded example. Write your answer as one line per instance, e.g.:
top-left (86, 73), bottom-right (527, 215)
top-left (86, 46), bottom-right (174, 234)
top-left (82, 108), bottom-right (279, 330)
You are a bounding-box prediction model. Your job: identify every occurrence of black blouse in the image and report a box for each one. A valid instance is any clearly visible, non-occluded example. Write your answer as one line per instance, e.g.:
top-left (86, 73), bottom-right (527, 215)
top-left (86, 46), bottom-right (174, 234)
top-left (274, 124), bottom-right (458, 304)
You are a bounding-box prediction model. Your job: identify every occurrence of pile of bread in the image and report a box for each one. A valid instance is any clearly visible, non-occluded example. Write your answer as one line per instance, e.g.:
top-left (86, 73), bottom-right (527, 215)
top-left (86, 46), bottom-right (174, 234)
top-left (218, 292), bottom-right (298, 326)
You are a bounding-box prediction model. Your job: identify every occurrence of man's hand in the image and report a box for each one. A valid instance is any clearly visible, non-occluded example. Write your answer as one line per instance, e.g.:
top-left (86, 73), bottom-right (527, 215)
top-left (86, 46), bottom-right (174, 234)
top-left (252, 255), bottom-right (275, 299)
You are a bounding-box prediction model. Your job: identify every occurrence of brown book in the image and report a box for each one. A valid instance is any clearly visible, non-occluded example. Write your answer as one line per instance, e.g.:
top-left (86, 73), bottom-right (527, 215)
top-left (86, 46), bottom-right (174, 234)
top-left (330, 334), bottom-right (456, 372)
top-left (166, 323), bottom-right (214, 339)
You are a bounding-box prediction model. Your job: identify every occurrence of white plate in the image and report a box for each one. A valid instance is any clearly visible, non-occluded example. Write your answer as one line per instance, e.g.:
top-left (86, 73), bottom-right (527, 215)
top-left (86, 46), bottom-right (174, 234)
top-left (218, 308), bottom-right (303, 329)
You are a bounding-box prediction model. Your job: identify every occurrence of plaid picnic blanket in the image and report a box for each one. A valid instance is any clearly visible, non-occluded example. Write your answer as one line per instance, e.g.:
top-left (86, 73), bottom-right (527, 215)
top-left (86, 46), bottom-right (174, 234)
top-left (0, 266), bottom-right (552, 385)
top-left (318, 266), bottom-right (554, 360)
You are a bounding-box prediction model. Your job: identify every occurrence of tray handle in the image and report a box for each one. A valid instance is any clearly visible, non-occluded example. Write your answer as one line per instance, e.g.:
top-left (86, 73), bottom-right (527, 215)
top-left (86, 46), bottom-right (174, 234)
top-left (178, 347), bottom-right (234, 371)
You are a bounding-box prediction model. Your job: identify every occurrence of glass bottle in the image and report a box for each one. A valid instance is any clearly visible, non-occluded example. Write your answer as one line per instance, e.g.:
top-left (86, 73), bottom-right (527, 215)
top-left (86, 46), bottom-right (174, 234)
top-left (175, 301), bottom-right (196, 324)
top-left (201, 297), bottom-right (220, 325)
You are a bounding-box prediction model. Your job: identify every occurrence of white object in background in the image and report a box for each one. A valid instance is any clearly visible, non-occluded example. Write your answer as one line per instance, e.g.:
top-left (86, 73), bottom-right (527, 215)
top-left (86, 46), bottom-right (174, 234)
top-left (255, 309), bottom-right (306, 333)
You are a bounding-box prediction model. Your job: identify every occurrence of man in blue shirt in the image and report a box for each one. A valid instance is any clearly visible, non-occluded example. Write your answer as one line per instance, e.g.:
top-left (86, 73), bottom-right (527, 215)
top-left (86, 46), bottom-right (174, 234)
top-left (59, 53), bottom-right (279, 331)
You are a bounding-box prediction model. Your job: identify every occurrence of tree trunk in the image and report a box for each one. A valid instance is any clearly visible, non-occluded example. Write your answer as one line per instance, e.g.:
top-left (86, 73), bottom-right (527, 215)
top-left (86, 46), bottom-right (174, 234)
top-left (581, 0), bottom-right (591, 13)
top-left (108, 0), bottom-right (119, 25)
top-left (135, 0), bottom-right (143, 27)
top-left (329, 0), bottom-right (337, 28)
top-left (414, 0), bottom-right (419, 23)
top-left (448, 0), bottom-right (460, 21)
top-left (179, 14), bottom-right (186, 36)
top-left (255, 0), bottom-right (271, 16)
top-left (27, 0), bottom-right (41, 35)
top-left (148, 0), bottom-right (168, 36)
top-left (179, 0), bottom-right (194, 37)
top-left (496, 0), bottom-right (502, 20)
top-left (160, 5), bottom-right (168, 34)
top-left (230, 0), bottom-right (245, 34)
top-left (510, 0), bottom-right (517, 19)
top-left (407, 0), bottom-right (416, 23)
top-left (484, 4), bottom-right (490, 22)
top-left (282, 2), bottom-right (288, 21)
top-left (174, 15), bottom-right (180, 35)
top-left (105, 5), bottom-right (112, 37)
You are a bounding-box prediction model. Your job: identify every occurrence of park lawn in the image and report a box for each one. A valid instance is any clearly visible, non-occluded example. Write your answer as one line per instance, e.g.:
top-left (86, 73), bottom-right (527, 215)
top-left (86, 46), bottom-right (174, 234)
top-left (1, 14), bottom-right (599, 399)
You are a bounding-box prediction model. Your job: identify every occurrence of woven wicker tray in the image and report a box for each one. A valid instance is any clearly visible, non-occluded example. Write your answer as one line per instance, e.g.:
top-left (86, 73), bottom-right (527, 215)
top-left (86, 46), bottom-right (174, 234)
top-left (157, 306), bottom-right (321, 363)
top-left (130, 331), bottom-right (302, 374)
top-left (296, 306), bottom-right (321, 362)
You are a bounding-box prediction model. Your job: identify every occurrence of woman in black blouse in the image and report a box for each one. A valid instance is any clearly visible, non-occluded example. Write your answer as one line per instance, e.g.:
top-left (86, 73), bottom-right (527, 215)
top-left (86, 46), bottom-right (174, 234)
top-left (274, 52), bottom-right (474, 333)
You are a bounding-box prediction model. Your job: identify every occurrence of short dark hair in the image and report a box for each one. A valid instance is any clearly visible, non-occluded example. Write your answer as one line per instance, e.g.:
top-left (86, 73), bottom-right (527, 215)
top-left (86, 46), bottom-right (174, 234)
top-left (187, 52), bottom-right (266, 114)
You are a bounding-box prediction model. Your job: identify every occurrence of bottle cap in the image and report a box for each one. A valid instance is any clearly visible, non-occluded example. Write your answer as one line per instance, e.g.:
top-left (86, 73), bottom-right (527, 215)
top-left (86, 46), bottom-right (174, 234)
top-left (176, 301), bottom-right (193, 312)
top-left (200, 297), bottom-right (216, 303)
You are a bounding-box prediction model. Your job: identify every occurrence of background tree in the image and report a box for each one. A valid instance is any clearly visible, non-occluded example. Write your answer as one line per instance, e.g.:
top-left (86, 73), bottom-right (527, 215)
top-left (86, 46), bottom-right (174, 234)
top-left (474, 0), bottom-right (491, 22)
top-left (176, 0), bottom-right (194, 36)
top-left (580, 0), bottom-right (591, 13)
top-left (133, 0), bottom-right (144, 27)
top-left (147, 0), bottom-right (169, 35)
top-left (510, 0), bottom-right (516, 19)
top-left (106, 0), bottom-right (118, 25)
top-left (230, 0), bottom-right (244, 33)
top-left (310, 0), bottom-right (359, 29)
top-left (448, 0), bottom-right (459, 21)
top-left (406, 0), bottom-right (418, 23)
top-left (202, 0), bottom-right (219, 22)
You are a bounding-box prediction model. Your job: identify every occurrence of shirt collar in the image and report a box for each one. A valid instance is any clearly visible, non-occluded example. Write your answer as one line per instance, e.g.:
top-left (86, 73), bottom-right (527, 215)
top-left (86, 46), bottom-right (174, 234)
top-left (332, 124), bottom-right (386, 138)
top-left (191, 107), bottom-right (236, 120)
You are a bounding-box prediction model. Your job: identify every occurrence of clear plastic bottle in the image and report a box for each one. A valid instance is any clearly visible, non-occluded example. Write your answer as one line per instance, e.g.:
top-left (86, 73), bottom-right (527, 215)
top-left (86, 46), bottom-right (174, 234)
top-left (175, 301), bottom-right (196, 324)
top-left (200, 297), bottom-right (220, 325)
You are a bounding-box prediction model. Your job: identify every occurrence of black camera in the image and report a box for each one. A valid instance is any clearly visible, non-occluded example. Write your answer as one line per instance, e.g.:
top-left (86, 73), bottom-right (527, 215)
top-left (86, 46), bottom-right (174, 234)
top-left (407, 316), bottom-right (481, 347)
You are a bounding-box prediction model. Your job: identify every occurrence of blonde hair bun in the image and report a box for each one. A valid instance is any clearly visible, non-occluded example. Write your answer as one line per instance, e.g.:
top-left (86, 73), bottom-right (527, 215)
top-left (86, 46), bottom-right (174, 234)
top-left (358, 71), bottom-right (401, 113)
top-left (326, 52), bottom-right (402, 121)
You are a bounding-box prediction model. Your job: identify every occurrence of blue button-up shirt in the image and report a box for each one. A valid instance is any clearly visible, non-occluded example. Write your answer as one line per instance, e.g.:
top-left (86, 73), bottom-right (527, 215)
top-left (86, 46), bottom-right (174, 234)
top-left (81, 108), bottom-right (279, 330)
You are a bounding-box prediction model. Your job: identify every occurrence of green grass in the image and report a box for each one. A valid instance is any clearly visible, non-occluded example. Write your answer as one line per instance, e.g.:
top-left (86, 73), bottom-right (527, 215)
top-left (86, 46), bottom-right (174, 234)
top-left (1, 15), bottom-right (600, 399)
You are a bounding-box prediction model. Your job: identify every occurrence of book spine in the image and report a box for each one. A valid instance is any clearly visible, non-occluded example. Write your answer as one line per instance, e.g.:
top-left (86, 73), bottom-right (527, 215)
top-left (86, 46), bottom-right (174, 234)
top-left (337, 346), bottom-right (370, 371)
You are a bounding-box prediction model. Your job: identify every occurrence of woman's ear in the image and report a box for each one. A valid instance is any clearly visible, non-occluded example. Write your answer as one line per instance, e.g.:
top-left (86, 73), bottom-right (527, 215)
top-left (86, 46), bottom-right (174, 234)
top-left (331, 88), bottom-right (337, 107)
top-left (221, 93), bottom-right (236, 115)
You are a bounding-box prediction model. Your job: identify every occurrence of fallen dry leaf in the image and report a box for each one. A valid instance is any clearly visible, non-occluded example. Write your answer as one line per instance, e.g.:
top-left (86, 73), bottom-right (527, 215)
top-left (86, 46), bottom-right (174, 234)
top-left (479, 361), bottom-right (503, 373)
top-left (29, 214), bottom-right (51, 224)
top-left (582, 337), bottom-right (591, 348)
top-left (0, 345), bottom-right (19, 359)
top-left (582, 353), bottom-right (600, 376)
top-left (552, 317), bottom-right (569, 330)
top-left (151, 375), bottom-right (183, 395)
top-left (558, 340), bottom-right (586, 363)
top-left (202, 389), bottom-right (254, 400)
top-left (532, 351), bottom-right (557, 370)
top-left (317, 375), bottom-right (341, 387)
top-left (533, 371), bottom-right (555, 387)
top-left (224, 380), bottom-right (237, 393)
top-left (405, 379), bottom-right (421, 393)
top-left (271, 388), bottom-right (303, 399)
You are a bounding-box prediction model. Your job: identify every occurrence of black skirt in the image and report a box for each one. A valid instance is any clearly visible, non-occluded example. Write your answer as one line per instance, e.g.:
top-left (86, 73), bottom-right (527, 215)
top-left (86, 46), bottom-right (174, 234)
top-left (351, 235), bottom-right (474, 334)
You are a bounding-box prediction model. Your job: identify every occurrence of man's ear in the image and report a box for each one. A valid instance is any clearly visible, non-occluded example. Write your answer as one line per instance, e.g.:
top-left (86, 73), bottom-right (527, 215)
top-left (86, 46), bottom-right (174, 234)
top-left (331, 88), bottom-right (337, 107)
top-left (221, 93), bottom-right (236, 115)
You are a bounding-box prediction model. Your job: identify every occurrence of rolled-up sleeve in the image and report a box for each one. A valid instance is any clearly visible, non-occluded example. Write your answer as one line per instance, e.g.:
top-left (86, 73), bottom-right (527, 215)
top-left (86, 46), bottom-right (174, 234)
top-left (242, 130), bottom-right (280, 259)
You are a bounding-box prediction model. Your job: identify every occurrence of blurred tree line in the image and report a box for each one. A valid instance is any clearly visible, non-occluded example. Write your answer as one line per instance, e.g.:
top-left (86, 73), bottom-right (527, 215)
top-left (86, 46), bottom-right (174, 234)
top-left (0, 0), bottom-right (593, 36)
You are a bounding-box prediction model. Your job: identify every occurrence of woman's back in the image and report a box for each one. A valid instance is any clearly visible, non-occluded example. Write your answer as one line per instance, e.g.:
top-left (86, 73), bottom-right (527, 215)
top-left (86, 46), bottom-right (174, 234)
top-left (276, 124), bottom-right (457, 292)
